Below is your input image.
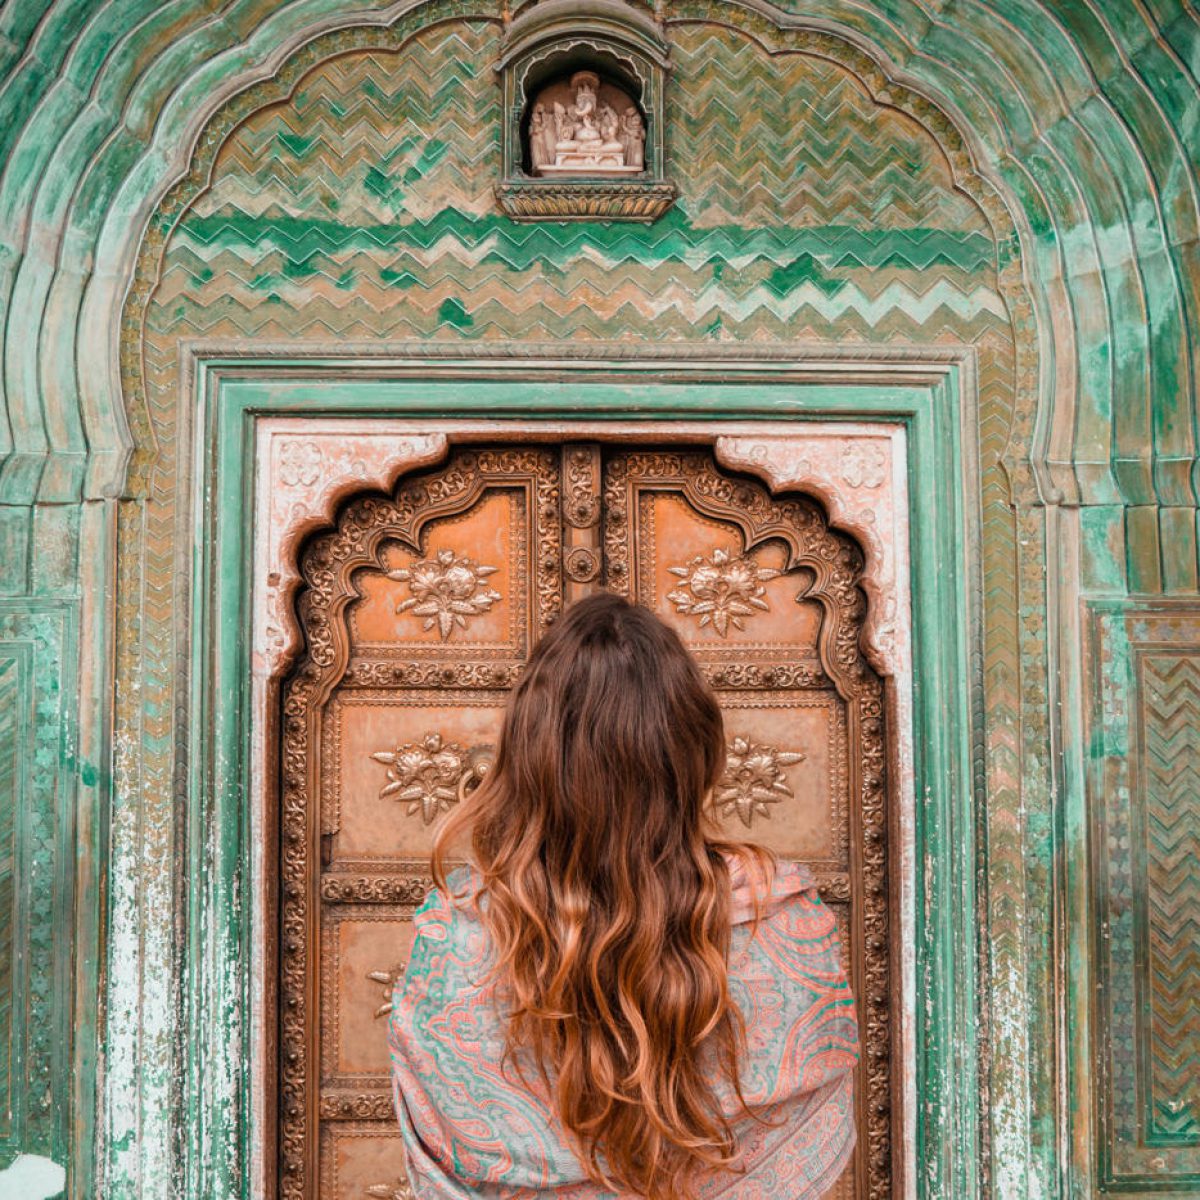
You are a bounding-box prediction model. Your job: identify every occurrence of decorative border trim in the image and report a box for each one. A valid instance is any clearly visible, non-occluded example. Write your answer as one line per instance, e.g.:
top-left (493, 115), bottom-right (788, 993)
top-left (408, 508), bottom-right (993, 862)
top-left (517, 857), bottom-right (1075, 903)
top-left (196, 350), bottom-right (976, 1200)
top-left (494, 179), bottom-right (677, 221)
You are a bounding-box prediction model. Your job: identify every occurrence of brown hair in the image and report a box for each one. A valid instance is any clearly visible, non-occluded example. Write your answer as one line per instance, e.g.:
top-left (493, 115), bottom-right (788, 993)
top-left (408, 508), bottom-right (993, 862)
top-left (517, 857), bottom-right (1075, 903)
top-left (432, 592), bottom-right (773, 1198)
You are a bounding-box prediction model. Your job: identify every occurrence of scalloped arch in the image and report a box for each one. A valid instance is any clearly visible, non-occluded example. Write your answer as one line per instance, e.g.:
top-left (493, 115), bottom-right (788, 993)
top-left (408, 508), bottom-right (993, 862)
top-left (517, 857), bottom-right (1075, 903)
top-left (1, 0), bottom-right (1194, 531)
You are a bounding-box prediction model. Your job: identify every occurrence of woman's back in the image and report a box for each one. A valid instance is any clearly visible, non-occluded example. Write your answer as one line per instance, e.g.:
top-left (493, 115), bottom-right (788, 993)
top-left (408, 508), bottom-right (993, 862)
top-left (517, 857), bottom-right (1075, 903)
top-left (389, 854), bottom-right (858, 1198)
top-left (388, 593), bottom-right (860, 1198)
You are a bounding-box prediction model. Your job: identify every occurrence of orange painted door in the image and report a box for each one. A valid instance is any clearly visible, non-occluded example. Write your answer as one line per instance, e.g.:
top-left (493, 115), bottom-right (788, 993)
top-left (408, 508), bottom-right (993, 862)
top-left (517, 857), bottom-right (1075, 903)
top-left (279, 443), bottom-right (891, 1200)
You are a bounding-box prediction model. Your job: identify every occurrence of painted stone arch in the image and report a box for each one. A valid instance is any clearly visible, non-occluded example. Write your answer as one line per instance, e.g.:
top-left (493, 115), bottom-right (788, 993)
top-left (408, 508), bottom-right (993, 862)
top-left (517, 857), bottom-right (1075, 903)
top-left (112, 1), bottom-right (1046, 1196)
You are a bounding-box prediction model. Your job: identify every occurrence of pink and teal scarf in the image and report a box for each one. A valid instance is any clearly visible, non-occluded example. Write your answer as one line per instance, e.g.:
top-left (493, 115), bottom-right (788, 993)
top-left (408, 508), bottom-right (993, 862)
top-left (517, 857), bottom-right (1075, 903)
top-left (389, 858), bottom-right (859, 1198)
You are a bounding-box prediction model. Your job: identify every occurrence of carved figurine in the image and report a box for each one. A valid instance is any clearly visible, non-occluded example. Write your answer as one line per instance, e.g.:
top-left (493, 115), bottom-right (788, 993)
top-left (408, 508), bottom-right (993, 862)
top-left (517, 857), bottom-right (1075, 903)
top-left (541, 104), bottom-right (558, 167)
top-left (553, 100), bottom-right (572, 144)
top-left (533, 70), bottom-right (637, 175)
top-left (563, 72), bottom-right (602, 145)
top-left (529, 103), bottom-right (548, 169)
top-left (599, 102), bottom-right (620, 145)
top-left (620, 106), bottom-right (645, 170)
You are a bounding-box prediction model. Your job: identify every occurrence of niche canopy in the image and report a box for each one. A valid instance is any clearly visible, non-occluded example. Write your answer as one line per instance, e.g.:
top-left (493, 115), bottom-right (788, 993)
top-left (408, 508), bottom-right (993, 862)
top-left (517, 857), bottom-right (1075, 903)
top-left (495, 0), bottom-right (675, 221)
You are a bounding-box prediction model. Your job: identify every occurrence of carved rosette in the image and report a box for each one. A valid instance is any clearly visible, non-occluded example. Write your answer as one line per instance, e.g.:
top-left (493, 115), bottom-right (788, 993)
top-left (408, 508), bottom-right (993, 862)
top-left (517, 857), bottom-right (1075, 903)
top-left (667, 547), bottom-right (781, 636)
top-left (715, 736), bottom-right (805, 826)
top-left (564, 446), bottom-right (601, 529)
top-left (387, 550), bottom-right (501, 641)
top-left (371, 732), bottom-right (491, 824)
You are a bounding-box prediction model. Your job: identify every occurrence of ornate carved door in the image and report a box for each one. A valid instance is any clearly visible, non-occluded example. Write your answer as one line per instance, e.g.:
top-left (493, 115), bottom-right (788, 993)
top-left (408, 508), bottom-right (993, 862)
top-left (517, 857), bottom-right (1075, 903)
top-left (278, 443), bottom-right (892, 1200)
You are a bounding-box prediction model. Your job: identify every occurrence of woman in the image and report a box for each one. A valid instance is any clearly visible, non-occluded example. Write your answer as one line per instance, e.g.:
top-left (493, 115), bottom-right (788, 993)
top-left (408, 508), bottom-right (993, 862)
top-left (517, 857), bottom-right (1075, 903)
top-left (389, 593), bottom-right (859, 1199)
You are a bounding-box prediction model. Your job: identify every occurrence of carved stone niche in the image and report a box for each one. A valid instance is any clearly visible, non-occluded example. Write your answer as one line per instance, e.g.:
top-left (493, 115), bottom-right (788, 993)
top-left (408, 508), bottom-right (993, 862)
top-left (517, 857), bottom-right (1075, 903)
top-left (494, 0), bottom-right (675, 221)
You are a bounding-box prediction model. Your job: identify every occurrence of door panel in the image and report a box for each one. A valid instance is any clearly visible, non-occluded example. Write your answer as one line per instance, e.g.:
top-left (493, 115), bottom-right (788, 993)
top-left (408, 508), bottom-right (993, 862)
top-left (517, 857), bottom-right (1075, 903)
top-left (280, 442), bottom-right (892, 1200)
top-left (281, 448), bottom-right (563, 1199)
top-left (604, 450), bottom-right (889, 1200)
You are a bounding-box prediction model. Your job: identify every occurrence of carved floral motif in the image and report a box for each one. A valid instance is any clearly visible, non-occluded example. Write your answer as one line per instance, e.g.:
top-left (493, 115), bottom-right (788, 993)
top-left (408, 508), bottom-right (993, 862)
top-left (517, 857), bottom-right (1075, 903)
top-left (371, 733), bottom-right (491, 824)
top-left (564, 446), bottom-right (601, 528)
top-left (715, 736), bottom-right (806, 826)
top-left (367, 961), bottom-right (407, 1019)
top-left (278, 439), bottom-right (323, 487)
top-left (365, 1182), bottom-right (415, 1200)
top-left (321, 874), bottom-right (431, 904)
top-left (387, 549), bottom-right (501, 640)
top-left (666, 548), bottom-right (780, 636)
top-left (839, 440), bottom-right (887, 489)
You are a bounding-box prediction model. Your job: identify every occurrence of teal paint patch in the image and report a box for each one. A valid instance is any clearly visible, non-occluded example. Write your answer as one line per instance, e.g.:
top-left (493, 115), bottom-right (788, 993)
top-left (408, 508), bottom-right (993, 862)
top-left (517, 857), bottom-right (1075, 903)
top-left (173, 209), bottom-right (997, 273)
top-left (276, 131), bottom-right (313, 159)
top-left (765, 252), bottom-right (843, 298)
top-left (436, 297), bottom-right (473, 328)
top-left (380, 267), bottom-right (417, 288)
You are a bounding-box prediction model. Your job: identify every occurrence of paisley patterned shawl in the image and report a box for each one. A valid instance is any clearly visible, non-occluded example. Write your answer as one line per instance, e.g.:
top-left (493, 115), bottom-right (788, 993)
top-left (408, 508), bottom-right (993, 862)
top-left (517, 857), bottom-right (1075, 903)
top-left (389, 858), bottom-right (860, 1198)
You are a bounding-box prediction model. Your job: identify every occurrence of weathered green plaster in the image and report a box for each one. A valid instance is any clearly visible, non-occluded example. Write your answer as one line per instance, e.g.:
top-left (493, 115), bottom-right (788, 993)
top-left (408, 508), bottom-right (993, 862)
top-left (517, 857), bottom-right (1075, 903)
top-left (0, 600), bottom-right (77, 1191)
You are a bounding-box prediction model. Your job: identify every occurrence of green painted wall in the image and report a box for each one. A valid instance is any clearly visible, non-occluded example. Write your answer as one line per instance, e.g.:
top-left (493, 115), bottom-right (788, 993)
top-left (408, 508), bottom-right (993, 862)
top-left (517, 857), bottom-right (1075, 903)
top-left (0, 1), bottom-right (1197, 1197)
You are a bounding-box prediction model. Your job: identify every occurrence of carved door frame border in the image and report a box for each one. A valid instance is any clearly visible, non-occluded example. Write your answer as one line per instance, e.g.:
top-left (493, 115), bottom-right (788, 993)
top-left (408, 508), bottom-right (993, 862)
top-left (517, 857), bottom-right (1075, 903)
top-left (185, 342), bottom-right (980, 1200)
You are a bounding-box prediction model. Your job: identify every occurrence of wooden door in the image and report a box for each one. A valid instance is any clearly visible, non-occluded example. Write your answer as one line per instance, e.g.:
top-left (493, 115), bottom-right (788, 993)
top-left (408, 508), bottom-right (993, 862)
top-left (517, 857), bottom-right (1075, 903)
top-left (278, 443), bottom-right (892, 1200)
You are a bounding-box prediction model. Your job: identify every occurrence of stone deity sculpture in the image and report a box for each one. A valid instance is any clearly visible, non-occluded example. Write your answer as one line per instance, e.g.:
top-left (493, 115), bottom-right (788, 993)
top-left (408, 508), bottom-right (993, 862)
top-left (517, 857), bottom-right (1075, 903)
top-left (599, 103), bottom-right (620, 145)
top-left (531, 71), bottom-right (643, 176)
top-left (620, 106), bottom-right (645, 170)
top-left (529, 104), bottom-right (549, 169)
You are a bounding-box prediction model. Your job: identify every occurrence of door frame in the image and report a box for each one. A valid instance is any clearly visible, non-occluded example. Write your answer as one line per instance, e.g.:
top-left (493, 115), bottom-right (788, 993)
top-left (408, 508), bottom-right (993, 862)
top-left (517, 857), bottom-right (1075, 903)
top-left (186, 342), bottom-right (980, 1200)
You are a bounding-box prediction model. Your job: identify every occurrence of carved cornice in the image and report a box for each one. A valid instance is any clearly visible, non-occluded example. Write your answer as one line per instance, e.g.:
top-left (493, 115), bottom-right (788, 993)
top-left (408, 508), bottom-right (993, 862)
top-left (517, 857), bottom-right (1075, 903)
top-left (495, 179), bottom-right (676, 222)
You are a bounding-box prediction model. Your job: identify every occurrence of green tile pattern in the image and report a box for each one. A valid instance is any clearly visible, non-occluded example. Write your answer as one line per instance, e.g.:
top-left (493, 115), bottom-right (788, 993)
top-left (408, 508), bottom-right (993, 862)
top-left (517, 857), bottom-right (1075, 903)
top-left (1089, 605), bottom-right (1200, 1189)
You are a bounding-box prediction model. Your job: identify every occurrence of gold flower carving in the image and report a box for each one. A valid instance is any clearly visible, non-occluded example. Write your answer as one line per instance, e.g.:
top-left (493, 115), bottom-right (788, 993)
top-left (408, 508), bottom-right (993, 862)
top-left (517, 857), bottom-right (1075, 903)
top-left (666, 547), bottom-right (780, 636)
top-left (371, 732), bottom-right (491, 824)
top-left (714, 736), bottom-right (806, 826)
top-left (387, 548), bottom-right (500, 640)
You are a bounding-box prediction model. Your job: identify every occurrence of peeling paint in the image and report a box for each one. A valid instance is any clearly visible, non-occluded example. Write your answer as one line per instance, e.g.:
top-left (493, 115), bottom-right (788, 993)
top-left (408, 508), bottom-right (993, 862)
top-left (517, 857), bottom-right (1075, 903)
top-left (0, 1154), bottom-right (66, 1200)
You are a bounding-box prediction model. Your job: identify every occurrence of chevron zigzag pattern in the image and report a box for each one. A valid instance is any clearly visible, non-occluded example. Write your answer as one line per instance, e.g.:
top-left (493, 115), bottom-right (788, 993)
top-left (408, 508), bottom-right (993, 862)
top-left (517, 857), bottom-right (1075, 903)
top-left (148, 21), bottom-right (1012, 356)
top-left (1143, 653), bottom-right (1200, 1142)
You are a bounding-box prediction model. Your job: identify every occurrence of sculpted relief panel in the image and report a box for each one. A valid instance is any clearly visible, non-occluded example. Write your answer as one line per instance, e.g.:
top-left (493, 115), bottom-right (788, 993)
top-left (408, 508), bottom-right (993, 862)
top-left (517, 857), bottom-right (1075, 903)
top-left (273, 436), bottom-right (901, 1200)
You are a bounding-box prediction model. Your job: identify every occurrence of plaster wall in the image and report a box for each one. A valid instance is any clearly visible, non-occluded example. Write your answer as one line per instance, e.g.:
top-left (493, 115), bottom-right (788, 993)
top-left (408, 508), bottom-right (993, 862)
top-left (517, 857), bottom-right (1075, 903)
top-left (0, 2), bottom-right (1197, 1198)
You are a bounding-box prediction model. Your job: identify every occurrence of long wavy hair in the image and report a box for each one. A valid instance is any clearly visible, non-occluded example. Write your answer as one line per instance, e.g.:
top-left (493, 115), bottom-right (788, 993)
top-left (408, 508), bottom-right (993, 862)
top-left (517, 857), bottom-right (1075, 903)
top-left (432, 592), bottom-right (774, 1198)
